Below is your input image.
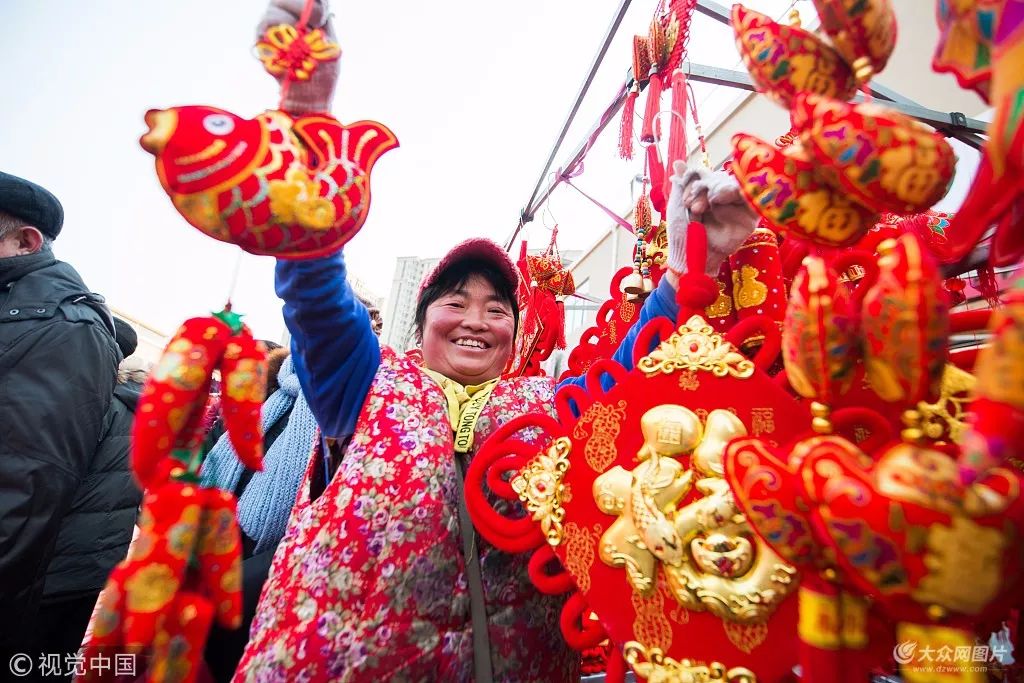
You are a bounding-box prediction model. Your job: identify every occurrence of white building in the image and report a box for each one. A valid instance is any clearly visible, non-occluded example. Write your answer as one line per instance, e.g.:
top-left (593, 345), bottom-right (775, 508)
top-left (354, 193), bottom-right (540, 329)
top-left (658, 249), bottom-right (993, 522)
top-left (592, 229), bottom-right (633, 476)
top-left (382, 256), bottom-right (440, 351)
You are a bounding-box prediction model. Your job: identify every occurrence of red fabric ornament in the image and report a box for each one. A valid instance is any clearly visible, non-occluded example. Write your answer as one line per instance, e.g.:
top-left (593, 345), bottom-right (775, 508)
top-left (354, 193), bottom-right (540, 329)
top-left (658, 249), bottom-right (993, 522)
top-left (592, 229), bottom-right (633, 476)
top-left (728, 227), bottom-right (787, 328)
top-left (782, 256), bottom-right (860, 403)
top-left (133, 317), bottom-right (233, 489)
top-left (793, 94), bottom-right (957, 216)
top-left (932, 0), bottom-right (998, 100)
top-left (959, 280), bottom-right (1024, 484)
top-left (561, 267), bottom-right (646, 381)
top-left (195, 488), bottom-right (243, 630)
top-left (731, 133), bottom-right (878, 248)
top-left (810, 0), bottom-right (897, 83)
top-left (469, 241), bottom-right (813, 680)
top-left (219, 331), bottom-right (269, 470)
top-left (141, 107), bottom-right (397, 259)
top-left (732, 4), bottom-right (857, 109)
top-left (860, 233), bottom-right (950, 405)
top-left (133, 312), bottom-right (267, 489)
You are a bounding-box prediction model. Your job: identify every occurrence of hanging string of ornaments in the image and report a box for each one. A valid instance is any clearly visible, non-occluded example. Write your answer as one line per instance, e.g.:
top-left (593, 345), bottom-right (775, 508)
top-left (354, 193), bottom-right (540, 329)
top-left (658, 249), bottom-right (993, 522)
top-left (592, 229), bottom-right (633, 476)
top-left (81, 0), bottom-right (399, 679)
top-left (463, 1), bottom-right (1024, 682)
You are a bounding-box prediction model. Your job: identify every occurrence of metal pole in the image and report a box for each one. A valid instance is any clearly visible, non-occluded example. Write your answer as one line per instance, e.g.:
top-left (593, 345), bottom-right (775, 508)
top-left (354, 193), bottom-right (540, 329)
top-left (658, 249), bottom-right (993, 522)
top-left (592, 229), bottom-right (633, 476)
top-left (517, 0), bottom-right (634, 229)
top-left (506, 72), bottom-right (635, 250)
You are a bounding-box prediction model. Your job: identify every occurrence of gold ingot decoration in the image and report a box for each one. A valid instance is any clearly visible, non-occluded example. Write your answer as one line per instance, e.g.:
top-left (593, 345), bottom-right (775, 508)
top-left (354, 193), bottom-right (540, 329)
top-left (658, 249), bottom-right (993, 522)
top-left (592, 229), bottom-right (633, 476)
top-left (639, 315), bottom-right (754, 379)
top-left (595, 406), bottom-right (798, 624)
top-left (915, 364), bottom-right (975, 443)
top-left (624, 642), bottom-right (758, 683)
top-left (511, 437), bottom-right (573, 547)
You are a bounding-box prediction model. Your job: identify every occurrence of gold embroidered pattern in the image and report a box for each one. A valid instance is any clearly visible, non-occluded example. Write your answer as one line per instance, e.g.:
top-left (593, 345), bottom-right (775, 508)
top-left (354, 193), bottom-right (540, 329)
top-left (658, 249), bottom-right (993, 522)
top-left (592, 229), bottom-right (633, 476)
top-left (511, 437), bottom-right (573, 547)
top-left (678, 370), bottom-right (700, 391)
top-left (638, 315), bottom-right (754, 380)
top-left (723, 620), bottom-right (769, 654)
top-left (573, 400), bottom-right (628, 472)
top-left (751, 408), bottom-right (776, 436)
top-left (916, 364), bottom-right (975, 443)
top-left (632, 581), bottom-right (673, 652)
top-left (732, 265), bottom-right (768, 309)
top-left (623, 642), bottom-right (758, 682)
top-left (563, 523), bottom-right (601, 592)
top-left (706, 281), bottom-right (734, 319)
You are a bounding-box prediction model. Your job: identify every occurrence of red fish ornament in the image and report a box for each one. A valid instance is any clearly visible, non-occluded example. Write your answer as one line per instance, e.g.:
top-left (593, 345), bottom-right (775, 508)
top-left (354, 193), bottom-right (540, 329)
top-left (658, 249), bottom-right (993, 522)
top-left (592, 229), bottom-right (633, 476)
top-left (140, 106), bottom-right (397, 259)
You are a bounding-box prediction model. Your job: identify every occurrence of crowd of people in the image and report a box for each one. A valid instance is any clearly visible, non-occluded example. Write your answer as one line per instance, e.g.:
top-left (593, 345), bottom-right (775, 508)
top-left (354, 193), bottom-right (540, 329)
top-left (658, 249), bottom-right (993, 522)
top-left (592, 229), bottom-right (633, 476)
top-left (0, 1), bottom-right (761, 681)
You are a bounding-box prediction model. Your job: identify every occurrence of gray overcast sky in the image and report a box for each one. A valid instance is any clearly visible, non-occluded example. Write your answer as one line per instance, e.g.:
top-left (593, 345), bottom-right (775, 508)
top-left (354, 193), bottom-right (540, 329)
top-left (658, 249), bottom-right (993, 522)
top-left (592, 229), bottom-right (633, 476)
top-left (6, 0), bottom-right (961, 342)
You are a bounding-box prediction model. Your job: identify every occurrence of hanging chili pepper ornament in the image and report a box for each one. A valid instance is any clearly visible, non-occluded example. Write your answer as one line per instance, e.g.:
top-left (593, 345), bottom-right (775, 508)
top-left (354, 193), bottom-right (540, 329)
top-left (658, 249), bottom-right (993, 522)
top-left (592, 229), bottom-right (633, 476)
top-left (81, 308), bottom-right (266, 683)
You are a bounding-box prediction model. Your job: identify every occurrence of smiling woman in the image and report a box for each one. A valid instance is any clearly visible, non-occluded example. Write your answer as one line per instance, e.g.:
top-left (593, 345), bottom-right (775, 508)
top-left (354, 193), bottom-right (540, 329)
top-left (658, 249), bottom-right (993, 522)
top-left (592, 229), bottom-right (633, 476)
top-left (228, 3), bottom-right (761, 682)
top-left (415, 245), bottom-right (520, 386)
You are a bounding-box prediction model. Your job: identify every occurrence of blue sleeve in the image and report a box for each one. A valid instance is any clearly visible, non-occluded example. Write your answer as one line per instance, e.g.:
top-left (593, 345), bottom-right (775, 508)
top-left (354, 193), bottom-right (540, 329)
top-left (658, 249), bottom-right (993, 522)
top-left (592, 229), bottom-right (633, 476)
top-left (275, 252), bottom-right (381, 439)
top-left (557, 276), bottom-right (679, 392)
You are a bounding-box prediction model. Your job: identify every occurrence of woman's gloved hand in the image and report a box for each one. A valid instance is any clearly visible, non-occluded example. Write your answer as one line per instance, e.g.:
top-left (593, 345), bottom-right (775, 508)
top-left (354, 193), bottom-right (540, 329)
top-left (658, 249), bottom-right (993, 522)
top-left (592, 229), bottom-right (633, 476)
top-left (257, 0), bottom-right (339, 114)
top-left (665, 161), bottom-right (758, 277)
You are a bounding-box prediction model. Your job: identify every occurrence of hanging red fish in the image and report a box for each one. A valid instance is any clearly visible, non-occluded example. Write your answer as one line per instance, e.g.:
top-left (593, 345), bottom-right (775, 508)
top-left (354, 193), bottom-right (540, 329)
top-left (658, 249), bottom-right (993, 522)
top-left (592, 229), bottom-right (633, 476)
top-left (140, 106), bottom-right (397, 259)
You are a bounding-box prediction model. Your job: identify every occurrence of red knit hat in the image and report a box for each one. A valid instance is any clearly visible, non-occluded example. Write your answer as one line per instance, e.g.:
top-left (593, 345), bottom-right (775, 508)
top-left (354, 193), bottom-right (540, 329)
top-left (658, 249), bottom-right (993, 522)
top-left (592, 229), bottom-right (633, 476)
top-left (419, 238), bottom-right (520, 297)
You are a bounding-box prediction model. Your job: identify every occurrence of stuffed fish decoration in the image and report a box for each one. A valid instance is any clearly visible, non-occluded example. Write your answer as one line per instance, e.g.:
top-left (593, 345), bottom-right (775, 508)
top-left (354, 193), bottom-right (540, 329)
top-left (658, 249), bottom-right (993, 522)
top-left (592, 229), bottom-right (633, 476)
top-left (140, 105), bottom-right (397, 259)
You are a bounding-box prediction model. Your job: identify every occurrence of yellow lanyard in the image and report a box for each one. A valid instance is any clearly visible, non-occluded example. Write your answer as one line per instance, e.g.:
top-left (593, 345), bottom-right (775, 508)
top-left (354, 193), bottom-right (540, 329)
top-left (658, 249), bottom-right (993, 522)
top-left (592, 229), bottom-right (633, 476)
top-left (422, 369), bottom-right (498, 454)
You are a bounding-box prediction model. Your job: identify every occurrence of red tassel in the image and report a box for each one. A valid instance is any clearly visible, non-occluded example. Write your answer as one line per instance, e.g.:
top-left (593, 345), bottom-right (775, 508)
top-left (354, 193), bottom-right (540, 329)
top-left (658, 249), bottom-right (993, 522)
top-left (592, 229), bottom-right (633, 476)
top-left (555, 299), bottom-right (567, 349)
top-left (640, 72), bottom-right (663, 143)
top-left (619, 87), bottom-right (637, 159)
top-left (647, 144), bottom-right (666, 214)
top-left (664, 69), bottom-right (689, 201)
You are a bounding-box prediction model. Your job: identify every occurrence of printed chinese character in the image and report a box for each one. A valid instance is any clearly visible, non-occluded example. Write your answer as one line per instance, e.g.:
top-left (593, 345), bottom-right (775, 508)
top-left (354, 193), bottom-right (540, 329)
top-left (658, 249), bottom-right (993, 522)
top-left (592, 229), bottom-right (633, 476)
top-left (65, 653), bottom-right (86, 677)
top-left (91, 652), bottom-right (111, 675)
top-left (918, 645), bottom-right (936, 662)
top-left (973, 645), bottom-right (991, 662)
top-left (937, 645), bottom-right (954, 662)
top-left (38, 653), bottom-right (62, 677)
top-left (954, 646), bottom-right (971, 663)
top-left (751, 408), bottom-right (775, 435)
top-left (114, 653), bottom-right (137, 676)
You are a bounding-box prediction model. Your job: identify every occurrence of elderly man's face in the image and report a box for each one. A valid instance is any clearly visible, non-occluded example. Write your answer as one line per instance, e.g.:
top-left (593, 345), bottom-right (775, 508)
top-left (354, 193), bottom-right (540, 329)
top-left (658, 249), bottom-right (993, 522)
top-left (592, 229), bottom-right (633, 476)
top-left (0, 225), bottom-right (43, 258)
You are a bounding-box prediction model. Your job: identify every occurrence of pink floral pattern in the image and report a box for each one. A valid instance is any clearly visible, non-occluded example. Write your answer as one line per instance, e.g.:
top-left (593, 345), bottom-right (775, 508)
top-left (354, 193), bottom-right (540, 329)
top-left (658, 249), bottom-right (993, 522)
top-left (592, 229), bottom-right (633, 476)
top-left (234, 349), bottom-right (578, 682)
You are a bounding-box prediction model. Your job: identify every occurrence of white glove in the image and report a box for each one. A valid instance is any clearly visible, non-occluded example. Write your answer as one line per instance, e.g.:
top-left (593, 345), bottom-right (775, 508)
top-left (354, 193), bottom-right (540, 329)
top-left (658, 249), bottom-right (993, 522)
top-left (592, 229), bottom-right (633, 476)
top-left (257, 0), bottom-right (339, 114)
top-left (665, 161), bottom-right (758, 276)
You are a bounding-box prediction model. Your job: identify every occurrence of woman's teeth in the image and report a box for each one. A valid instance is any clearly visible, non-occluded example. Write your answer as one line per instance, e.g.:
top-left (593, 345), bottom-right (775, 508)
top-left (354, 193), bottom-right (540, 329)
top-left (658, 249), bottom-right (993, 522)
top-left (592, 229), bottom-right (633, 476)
top-left (455, 339), bottom-right (486, 349)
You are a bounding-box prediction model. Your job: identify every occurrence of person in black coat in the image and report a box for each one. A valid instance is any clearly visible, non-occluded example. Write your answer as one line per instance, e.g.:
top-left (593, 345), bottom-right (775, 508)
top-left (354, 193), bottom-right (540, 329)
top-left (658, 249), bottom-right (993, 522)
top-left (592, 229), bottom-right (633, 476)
top-left (0, 172), bottom-right (120, 660)
top-left (33, 318), bottom-right (144, 663)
